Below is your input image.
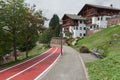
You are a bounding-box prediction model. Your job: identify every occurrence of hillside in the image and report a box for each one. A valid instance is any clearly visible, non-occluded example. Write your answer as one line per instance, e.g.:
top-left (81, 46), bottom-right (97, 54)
top-left (73, 25), bottom-right (120, 80)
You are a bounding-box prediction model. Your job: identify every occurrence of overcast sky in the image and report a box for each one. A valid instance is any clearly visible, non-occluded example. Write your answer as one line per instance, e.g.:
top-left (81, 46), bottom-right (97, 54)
top-left (25, 0), bottom-right (120, 27)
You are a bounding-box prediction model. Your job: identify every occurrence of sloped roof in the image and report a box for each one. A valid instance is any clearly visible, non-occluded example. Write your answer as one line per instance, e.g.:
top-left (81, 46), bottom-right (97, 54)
top-left (86, 4), bottom-right (120, 10)
top-left (62, 14), bottom-right (86, 20)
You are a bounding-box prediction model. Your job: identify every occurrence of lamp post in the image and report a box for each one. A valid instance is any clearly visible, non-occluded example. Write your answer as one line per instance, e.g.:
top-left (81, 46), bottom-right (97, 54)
top-left (59, 21), bottom-right (63, 56)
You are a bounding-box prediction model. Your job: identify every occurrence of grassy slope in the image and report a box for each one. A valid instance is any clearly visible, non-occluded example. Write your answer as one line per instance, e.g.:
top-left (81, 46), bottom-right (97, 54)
top-left (73, 25), bottom-right (120, 80)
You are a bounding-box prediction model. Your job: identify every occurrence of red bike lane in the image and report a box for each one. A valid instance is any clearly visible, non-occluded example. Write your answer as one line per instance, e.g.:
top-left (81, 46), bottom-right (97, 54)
top-left (9, 47), bottom-right (60, 80)
top-left (0, 46), bottom-right (60, 80)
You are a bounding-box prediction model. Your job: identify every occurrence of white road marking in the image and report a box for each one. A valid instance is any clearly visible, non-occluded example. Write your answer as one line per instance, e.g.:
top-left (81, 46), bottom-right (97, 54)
top-left (6, 47), bottom-right (58, 80)
top-left (34, 51), bottom-right (61, 80)
top-left (0, 48), bottom-right (52, 73)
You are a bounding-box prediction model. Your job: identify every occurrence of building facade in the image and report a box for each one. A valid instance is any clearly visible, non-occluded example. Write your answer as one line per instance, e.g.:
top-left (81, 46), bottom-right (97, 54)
top-left (62, 14), bottom-right (86, 38)
top-left (62, 4), bottom-right (120, 38)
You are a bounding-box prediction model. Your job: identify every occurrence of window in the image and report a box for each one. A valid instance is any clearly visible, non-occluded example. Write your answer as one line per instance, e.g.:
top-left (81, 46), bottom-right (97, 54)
top-left (74, 27), bottom-right (75, 30)
top-left (80, 20), bottom-right (82, 24)
top-left (73, 20), bottom-right (78, 25)
top-left (90, 26), bottom-right (92, 29)
top-left (66, 28), bottom-right (69, 30)
top-left (80, 27), bottom-right (82, 30)
top-left (83, 34), bottom-right (86, 36)
top-left (80, 33), bottom-right (82, 36)
top-left (97, 25), bottom-right (99, 29)
top-left (76, 27), bottom-right (78, 30)
top-left (98, 17), bottom-right (100, 21)
top-left (74, 20), bottom-right (78, 23)
top-left (101, 17), bottom-right (103, 20)
top-left (94, 25), bottom-right (96, 29)
top-left (84, 27), bottom-right (86, 30)
top-left (106, 18), bottom-right (110, 20)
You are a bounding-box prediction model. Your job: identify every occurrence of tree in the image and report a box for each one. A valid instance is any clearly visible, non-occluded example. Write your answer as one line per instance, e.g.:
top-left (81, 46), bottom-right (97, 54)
top-left (0, 0), bottom-right (30, 61)
top-left (65, 32), bottom-right (73, 38)
top-left (0, 0), bottom-right (45, 60)
top-left (0, 27), bottom-right (12, 63)
top-left (17, 6), bottom-right (45, 58)
top-left (39, 14), bottom-right (61, 46)
top-left (49, 14), bottom-right (59, 30)
top-left (39, 29), bottom-right (53, 46)
top-left (55, 25), bottom-right (61, 37)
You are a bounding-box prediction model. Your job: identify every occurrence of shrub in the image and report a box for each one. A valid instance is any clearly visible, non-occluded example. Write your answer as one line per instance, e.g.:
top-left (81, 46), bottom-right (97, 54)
top-left (39, 29), bottom-right (53, 44)
top-left (65, 32), bottom-right (72, 38)
top-left (80, 46), bottom-right (90, 53)
top-left (66, 38), bottom-right (74, 46)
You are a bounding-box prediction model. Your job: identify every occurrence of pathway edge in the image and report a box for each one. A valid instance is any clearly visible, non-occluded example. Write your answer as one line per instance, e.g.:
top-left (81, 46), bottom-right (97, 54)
top-left (34, 52), bottom-right (61, 80)
top-left (78, 53), bottom-right (89, 80)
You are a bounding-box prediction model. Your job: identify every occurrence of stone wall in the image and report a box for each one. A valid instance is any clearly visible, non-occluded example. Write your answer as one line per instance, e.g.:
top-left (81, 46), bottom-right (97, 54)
top-left (107, 17), bottom-right (120, 27)
top-left (50, 37), bottom-right (66, 47)
top-left (86, 30), bottom-right (94, 36)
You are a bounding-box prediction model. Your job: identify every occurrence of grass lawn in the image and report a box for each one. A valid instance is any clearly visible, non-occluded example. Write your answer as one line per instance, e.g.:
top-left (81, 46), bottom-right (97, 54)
top-left (73, 25), bottom-right (120, 80)
top-left (0, 44), bottom-right (49, 70)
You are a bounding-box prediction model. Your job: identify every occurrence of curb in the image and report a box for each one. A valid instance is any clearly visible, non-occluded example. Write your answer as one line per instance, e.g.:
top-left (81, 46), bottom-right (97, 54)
top-left (78, 54), bottom-right (89, 80)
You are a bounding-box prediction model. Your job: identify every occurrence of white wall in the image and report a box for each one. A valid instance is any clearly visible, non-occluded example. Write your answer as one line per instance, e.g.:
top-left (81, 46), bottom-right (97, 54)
top-left (62, 28), bottom-right (65, 37)
top-left (73, 21), bottom-right (86, 38)
top-left (62, 20), bottom-right (86, 38)
top-left (87, 25), bottom-right (98, 30)
top-left (99, 21), bottom-right (107, 28)
top-left (92, 16), bottom-right (111, 29)
top-left (69, 26), bottom-right (74, 33)
top-left (92, 17), bottom-right (97, 24)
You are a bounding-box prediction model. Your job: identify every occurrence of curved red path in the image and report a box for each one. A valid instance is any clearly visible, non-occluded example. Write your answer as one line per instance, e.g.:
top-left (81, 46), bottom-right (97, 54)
top-left (0, 46), bottom-right (61, 80)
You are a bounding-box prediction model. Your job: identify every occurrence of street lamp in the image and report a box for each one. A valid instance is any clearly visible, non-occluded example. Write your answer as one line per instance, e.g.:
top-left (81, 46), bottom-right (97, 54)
top-left (59, 21), bottom-right (63, 56)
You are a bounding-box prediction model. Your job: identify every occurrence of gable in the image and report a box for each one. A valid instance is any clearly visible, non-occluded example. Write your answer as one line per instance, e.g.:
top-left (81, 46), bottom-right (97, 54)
top-left (78, 4), bottom-right (120, 17)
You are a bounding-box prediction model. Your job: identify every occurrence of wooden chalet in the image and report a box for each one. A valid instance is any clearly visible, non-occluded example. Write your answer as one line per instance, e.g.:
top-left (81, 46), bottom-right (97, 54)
top-left (78, 4), bottom-right (120, 18)
top-left (62, 14), bottom-right (86, 26)
top-left (62, 4), bottom-right (120, 38)
top-left (62, 14), bottom-right (86, 32)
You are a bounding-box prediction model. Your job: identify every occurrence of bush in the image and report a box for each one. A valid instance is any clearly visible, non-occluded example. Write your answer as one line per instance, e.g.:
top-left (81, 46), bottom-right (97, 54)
top-left (65, 32), bottom-right (72, 38)
top-left (18, 41), bottom-right (36, 52)
top-left (66, 38), bottom-right (74, 46)
top-left (39, 29), bottom-right (53, 44)
top-left (80, 46), bottom-right (90, 53)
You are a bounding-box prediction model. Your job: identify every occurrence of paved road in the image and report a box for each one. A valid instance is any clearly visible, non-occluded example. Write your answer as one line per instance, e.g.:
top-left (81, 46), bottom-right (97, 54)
top-left (40, 46), bottom-right (87, 80)
top-left (0, 46), bottom-right (60, 80)
top-left (80, 53), bottom-right (98, 63)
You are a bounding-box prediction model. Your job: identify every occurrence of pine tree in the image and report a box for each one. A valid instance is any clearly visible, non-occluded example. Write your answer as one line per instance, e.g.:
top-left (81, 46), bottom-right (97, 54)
top-left (49, 14), bottom-right (60, 37)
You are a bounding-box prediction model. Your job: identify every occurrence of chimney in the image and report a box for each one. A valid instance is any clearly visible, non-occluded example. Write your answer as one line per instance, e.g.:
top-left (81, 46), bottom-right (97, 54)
top-left (110, 4), bottom-right (113, 8)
